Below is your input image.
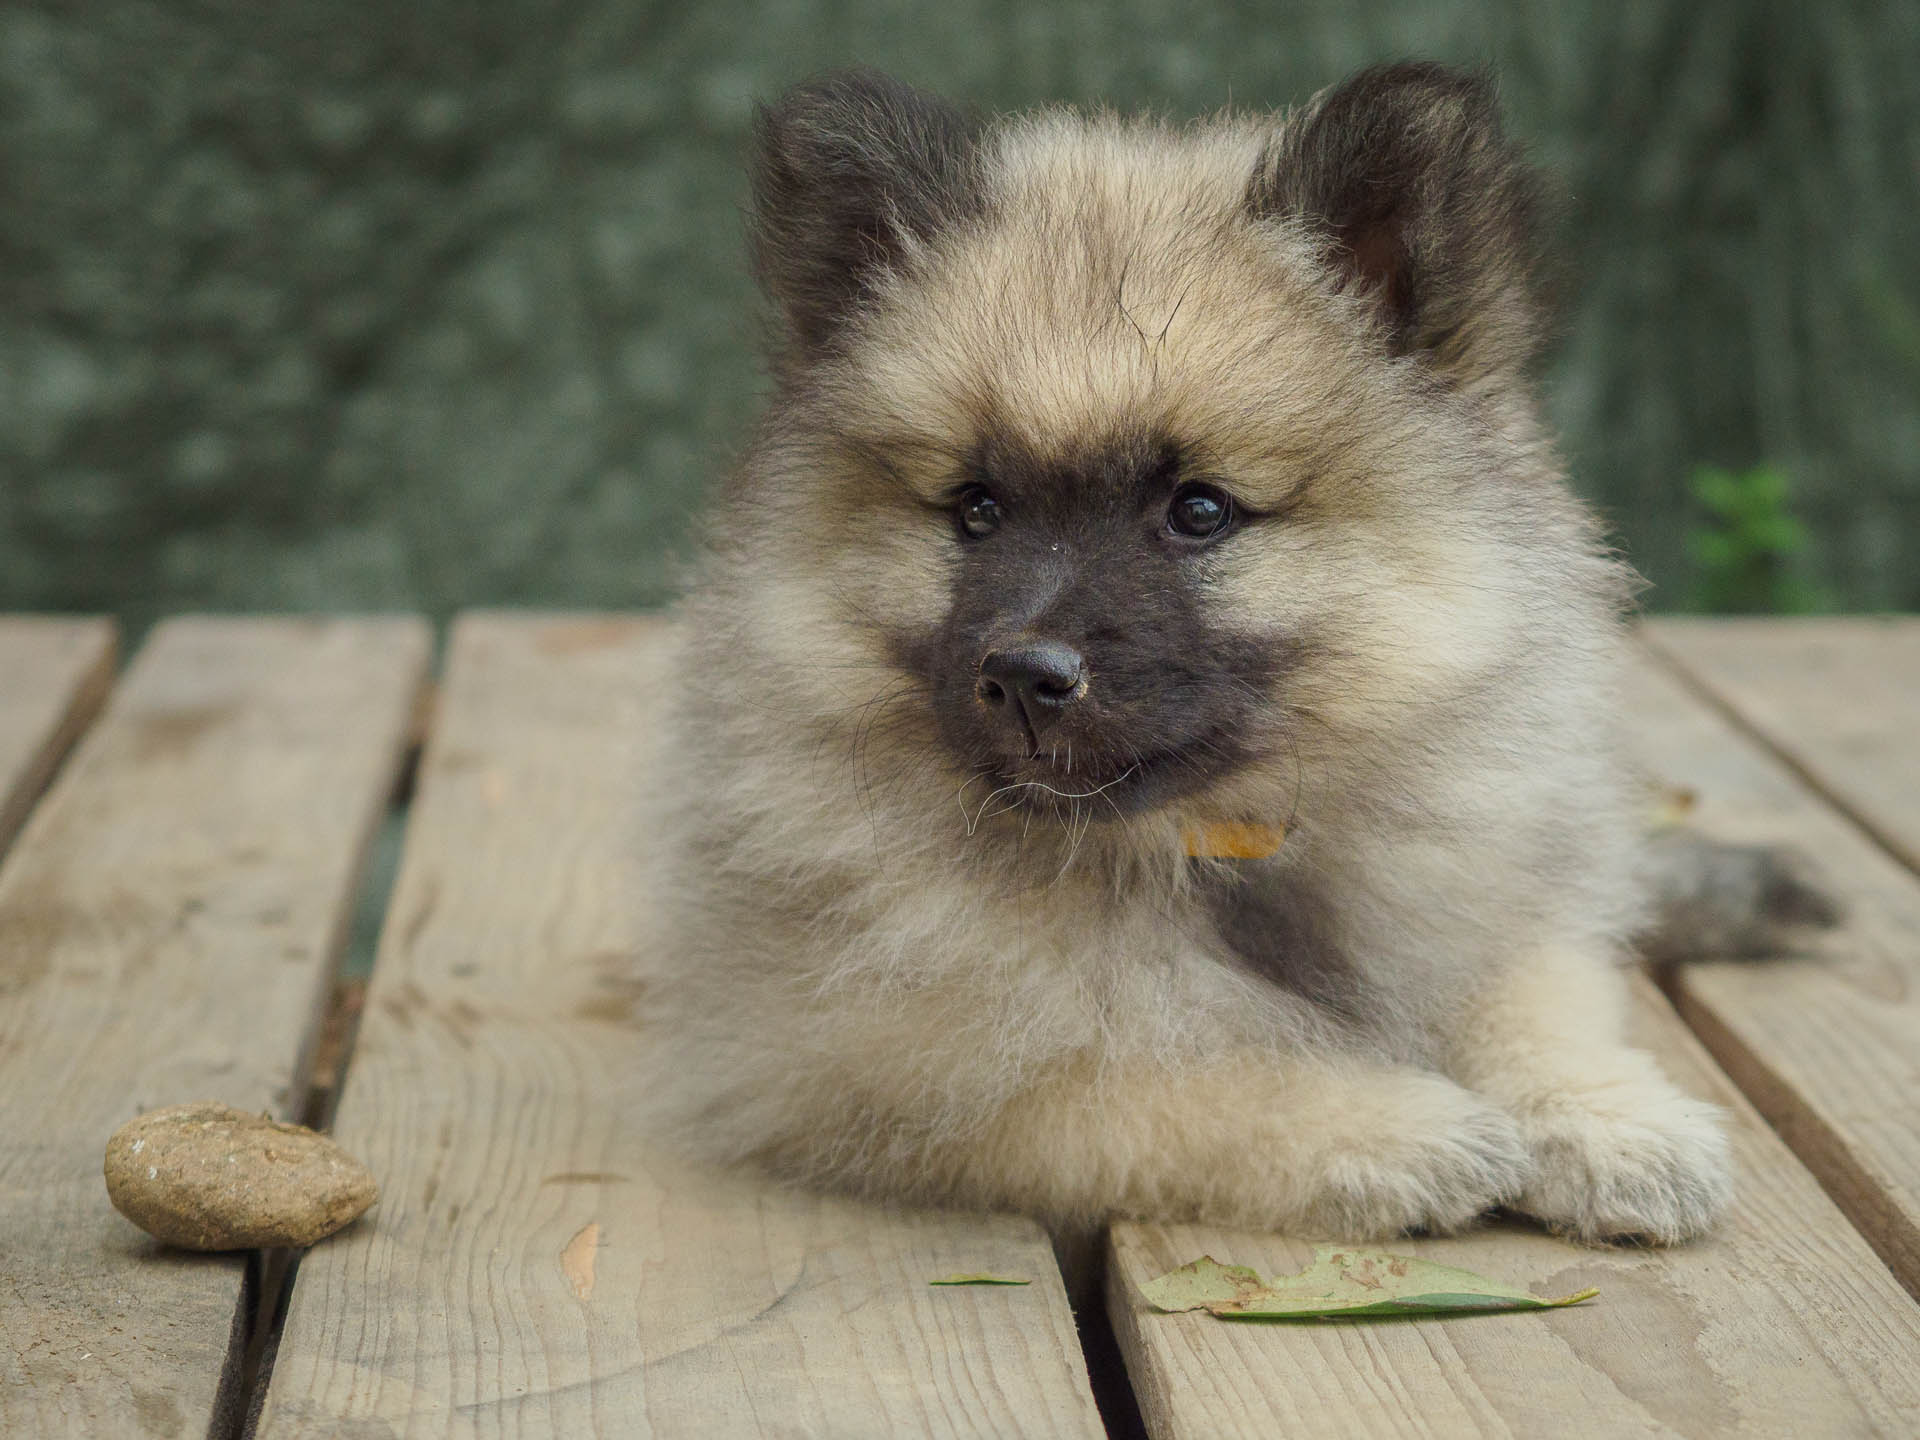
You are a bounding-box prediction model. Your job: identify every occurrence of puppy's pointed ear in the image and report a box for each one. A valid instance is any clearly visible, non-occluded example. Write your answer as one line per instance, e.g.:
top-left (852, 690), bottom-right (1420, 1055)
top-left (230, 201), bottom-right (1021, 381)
top-left (1250, 63), bottom-right (1545, 388)
top-left (750, 69), bottom-right (980, 356)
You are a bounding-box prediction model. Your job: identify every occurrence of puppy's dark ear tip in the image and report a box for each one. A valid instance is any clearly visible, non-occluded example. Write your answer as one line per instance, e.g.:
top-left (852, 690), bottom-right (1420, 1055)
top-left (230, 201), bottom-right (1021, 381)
top-left (1340, 58), bottom-right (1490, 91)
top-left (1258, 58), bottom-right (1542, 382)
top-left (1304, 60), bottom-right (1508, 145)
top-left (744, 69), bottom-right (980, 358)
top-left (754, 68), bottom-right (947, 142)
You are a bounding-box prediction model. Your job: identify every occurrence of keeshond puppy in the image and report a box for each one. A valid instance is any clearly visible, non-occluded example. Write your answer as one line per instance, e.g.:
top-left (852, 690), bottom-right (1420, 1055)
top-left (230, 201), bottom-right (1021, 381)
top-left (631, 62), bottom-right (1768, 1249)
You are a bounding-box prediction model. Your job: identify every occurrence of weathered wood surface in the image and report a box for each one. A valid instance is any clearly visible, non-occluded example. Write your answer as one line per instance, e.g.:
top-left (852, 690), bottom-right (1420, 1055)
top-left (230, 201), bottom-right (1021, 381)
top-left (0, 618), bottom-right (428, 1438)
top-left (1630, 632), bottom-right (1920, 1296)
top-left (0, 617), bottom-right (116, 860)
top-left (1109, 973), bottom-right (1920, 1438)
top-left (259, 615), bottom-right (1103, 1440)
top-left (1646, 617), bottom-right (1920, 874)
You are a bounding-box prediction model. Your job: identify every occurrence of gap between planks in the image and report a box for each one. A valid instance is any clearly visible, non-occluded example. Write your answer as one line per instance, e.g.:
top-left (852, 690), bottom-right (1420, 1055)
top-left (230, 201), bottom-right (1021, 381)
top-left (0, 617), bottom-right (117, 861)
top-left (1643, 617), bottom-right (1920, 882)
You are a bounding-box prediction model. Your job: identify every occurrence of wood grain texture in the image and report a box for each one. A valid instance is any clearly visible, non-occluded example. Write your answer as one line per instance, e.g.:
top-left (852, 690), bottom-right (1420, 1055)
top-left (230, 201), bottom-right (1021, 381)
top-left (1109, 973), bottom-right (1920, 1438)
top-left (1644, 617), bottom-right (1920, 874)
top-left (258, 615), bottom-right (1103, 1440)
top-left (0, 616), bottom-right (116, 859)
top-left (1625, 633), bottom-right (1920, 1296)
top-left (0, 617), bottom-right (429, 1438)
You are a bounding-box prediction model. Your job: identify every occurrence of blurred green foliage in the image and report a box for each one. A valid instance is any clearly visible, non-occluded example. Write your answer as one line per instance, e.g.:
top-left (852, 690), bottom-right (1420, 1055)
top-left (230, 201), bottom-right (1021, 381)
top-left (1, 0), bottom-right (1916, 627)
top-left (1687, 465), bottom-right (1826, 613)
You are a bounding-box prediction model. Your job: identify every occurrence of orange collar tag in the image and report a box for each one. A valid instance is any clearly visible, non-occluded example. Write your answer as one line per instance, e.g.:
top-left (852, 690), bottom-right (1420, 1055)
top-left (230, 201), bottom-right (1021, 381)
top-left (1182, 820), bottom-right (1287, 860)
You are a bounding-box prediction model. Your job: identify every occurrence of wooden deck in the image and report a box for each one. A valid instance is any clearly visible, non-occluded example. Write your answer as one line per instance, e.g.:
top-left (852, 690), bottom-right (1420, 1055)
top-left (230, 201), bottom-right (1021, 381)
top-left (1, 613), bottom-right (1915, 1438)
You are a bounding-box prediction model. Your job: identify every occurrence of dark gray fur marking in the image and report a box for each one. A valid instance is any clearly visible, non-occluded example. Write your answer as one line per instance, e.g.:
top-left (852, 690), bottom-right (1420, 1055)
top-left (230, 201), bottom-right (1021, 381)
top-left (1203, 861), bottom-right (1365, 1025)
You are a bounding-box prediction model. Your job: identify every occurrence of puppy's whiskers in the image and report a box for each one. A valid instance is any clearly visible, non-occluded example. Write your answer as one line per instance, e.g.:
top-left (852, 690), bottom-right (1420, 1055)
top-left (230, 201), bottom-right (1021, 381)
top-left (960, 765), bottom-right (1141, 841)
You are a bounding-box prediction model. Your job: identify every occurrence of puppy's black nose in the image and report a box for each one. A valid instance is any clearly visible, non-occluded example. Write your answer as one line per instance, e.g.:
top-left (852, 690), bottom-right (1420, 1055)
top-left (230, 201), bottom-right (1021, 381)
top-left (977, 642), bottom-right (1085, 733)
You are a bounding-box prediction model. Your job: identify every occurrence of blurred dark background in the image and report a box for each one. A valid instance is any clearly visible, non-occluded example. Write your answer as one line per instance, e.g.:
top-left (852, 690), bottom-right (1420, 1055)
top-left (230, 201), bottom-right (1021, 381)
top-left (4, 0), bottom-right (1917, 634)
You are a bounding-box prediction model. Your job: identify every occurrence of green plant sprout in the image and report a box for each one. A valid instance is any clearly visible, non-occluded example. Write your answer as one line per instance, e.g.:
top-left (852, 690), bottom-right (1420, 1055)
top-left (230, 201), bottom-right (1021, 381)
top-left (1686, 464), bottom-right (1826, 613)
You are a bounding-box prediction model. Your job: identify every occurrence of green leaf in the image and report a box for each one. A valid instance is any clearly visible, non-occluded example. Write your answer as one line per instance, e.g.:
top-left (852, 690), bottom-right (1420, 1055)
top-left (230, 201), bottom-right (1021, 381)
top-left (1140, 1247), bottom-right (1597, 1321)
top-left (1689, 531), bottom-right (1739, 567)
top-left (1684, 460), bottom-right (1822, 615)
top-left (1745, 515), bottom-right (1806, 552)
top-left (929, 1273), bottom-right (1032, 1286)
top-left (1747, 465), bottom-right (1790, 507)
top-left (1134, 1256), bottom-right (1272, 1311)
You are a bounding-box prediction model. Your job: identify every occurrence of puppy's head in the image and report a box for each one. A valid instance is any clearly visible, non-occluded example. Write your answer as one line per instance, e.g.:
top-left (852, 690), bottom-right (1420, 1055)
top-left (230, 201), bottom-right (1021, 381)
top-left (730, 66), bottom-right (1605, 833)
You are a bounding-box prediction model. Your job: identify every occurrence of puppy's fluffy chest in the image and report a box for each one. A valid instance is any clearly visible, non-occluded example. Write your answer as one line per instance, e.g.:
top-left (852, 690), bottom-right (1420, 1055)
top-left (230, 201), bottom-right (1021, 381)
top-left (790, 838), bottom-right (1443, 1070)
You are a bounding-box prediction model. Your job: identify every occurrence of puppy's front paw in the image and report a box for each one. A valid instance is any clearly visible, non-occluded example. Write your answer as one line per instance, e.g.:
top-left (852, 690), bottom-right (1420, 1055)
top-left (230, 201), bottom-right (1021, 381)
top-left (1309, 1080), bottom-right (1530, 1238)
top-left (1513, 1080), bottom-right (1731, 1244)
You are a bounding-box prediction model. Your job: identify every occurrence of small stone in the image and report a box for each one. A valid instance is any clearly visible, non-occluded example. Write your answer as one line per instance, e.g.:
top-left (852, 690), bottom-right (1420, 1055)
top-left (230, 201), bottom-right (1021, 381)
top-left (104, 1102), bottom-right (377, 1251)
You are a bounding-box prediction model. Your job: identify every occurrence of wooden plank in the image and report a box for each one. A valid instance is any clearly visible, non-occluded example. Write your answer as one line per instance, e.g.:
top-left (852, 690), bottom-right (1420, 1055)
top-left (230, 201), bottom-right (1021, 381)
top-left (1109, 974), bottom-right (1920, 1438)
top-left (0, 617), bottom-right (429, 1438)
top-left (0, 616), bottom-right (116, 859)
top-left (1624, 632), bottom-right (1920, 1295)
top-left (1645, 616), bottom-right (1920, 874)
top-left (258, 615), bottom-right (1103, 1440)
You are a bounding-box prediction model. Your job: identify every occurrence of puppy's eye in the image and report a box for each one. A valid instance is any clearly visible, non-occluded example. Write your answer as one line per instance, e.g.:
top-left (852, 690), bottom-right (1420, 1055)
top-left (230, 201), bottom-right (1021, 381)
top-left (1166, 483), bottom-right (1234, 540)
top-left (956, 485), bottom-right (1002, 539)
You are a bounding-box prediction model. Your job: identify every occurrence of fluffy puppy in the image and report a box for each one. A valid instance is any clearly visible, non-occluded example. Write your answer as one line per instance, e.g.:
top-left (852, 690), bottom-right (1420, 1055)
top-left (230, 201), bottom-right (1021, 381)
top-left (633, 62), bottom-right (1743, 1248)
